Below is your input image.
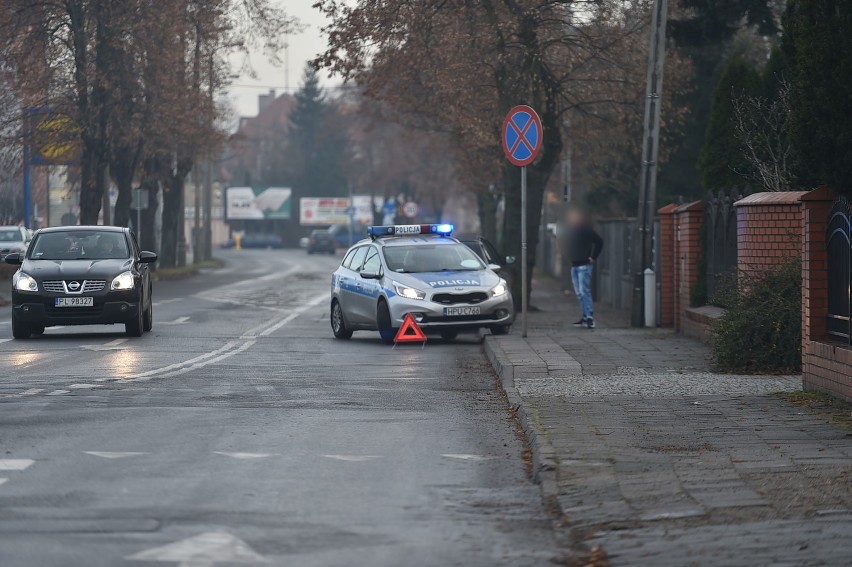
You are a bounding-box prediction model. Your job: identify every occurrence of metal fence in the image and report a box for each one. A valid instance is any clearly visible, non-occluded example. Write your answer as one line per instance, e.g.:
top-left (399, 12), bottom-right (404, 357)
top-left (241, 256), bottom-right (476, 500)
top-left (826, 197), bottom-right (851, 344)
top-left (704, 191), bottom-right (740, 301)
top-left (595, 218), bottom-right (661, 315)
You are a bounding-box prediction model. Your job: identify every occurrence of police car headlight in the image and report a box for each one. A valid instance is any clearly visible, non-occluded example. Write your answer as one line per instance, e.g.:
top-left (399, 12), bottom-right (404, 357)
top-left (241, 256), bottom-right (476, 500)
top-left (491, 281), bottom-right (508, 297)
top-left (110, 271), bottom-right (135, 290)
top-left (13, 272), bottom-right (38, 292)
top-left (393, 282), bottom-right (425, 301)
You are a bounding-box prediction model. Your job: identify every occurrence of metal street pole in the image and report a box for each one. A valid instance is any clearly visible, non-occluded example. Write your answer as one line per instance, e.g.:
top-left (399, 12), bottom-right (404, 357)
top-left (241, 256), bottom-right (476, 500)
top-left (203, 158), bottom-right (212, 261)
top-left (193, 165), bottom-right (202, 264)
top-left (630, 0), bottom-right (668, 327)
top-left (22, 110), bottom-right (31, 229)
top-left (521, 166), bottom-right (528, 338)
top-left (347, 180), bottom-right (353, 247)
top-left (135, 189), bottom-right (142, 246)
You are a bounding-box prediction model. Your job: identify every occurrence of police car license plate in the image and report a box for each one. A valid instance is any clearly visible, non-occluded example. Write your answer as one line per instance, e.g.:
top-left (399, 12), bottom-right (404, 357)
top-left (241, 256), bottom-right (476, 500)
top-left (55, 297), bottom-right (93, 307)
top-left (443, 306), bottom-right (481, 316)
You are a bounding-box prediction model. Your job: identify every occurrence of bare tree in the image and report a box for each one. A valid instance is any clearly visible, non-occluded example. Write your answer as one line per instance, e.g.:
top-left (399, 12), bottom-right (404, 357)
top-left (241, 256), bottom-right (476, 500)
top-left (732, 80), bottom-right (793, 192)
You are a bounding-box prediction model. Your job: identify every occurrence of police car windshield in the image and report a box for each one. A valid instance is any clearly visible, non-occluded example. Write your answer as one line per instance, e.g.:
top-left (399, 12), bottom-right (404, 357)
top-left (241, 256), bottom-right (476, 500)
top-left (383, 244), bottom-right (485, 273)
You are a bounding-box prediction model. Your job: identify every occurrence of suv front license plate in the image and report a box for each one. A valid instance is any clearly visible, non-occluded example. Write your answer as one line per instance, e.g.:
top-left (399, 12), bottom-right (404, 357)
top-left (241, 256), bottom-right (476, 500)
top-left (443, 306), bottom-right (481, 316)
top-left (55, 297), bottom-right (94, 307)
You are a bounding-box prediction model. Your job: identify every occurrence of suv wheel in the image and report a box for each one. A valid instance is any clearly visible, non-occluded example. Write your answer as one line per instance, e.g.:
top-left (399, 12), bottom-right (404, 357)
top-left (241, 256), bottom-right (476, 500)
top-left (12, 316), bottom-right (31, 339)
top-left (126, 304), bottom-right (144, 337)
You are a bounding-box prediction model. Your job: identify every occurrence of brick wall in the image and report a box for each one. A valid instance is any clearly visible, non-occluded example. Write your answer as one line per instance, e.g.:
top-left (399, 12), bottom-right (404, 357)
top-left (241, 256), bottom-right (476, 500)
top-left (734, 192), bottom-right (807, 275)
top-left (801, 188), bottom-right (851, 402)
top-left (673, 201), bottom-right (704, 333)
top-left (657, 204), bottom-right (678, 327)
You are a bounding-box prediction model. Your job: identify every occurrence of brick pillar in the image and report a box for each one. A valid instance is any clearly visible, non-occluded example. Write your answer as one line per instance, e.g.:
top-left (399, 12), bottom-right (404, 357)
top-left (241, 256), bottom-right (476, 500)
top-left (657, 204), bottom-right (678, 327)
top-left (801, 187), bottom-right (835, 361)
top-left (734, 192), bottom-right (807, 277)
top-left (673, 201), bottom-right (704, 332)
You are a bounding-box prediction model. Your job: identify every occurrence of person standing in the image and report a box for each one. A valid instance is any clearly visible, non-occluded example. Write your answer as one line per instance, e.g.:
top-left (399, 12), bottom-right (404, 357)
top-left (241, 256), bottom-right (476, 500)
top-left (566, 209), bottom-right (604, 329)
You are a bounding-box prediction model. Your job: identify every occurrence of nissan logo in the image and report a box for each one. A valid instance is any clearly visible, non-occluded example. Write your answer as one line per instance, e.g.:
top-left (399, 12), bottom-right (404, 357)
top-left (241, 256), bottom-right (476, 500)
top-left (67, 281), bottom-right (81, 291)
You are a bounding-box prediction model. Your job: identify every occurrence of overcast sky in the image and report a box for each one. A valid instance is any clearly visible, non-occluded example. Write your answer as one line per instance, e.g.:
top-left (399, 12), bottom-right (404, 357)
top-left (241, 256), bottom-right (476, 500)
top-left (226, 1), bottom-right (339, 118)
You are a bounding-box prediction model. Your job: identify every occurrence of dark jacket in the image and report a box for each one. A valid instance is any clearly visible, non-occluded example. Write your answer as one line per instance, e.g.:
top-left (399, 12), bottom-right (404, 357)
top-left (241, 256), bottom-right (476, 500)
top-left (569, 224), bottom-right (604, 267)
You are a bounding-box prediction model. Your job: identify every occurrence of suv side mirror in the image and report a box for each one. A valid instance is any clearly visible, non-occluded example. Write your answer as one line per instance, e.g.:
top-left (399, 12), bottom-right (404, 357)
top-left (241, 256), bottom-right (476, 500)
top-left (488, 263), bottom-right (502, 272)
top-left (4, 253), bottom-right (22, 265)
top-left (139, 251), bottom-right (158, 263)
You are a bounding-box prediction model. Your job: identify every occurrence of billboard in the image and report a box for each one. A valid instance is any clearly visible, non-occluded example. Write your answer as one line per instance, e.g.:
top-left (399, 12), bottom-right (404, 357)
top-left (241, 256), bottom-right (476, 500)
top-left (299, 197), bottom-right (350, 225)
top-left (226, 187), bottom-right (291, 220)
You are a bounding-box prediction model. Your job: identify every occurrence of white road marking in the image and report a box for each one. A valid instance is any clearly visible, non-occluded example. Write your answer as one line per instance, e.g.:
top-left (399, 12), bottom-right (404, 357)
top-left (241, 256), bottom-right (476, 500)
top-left (0, 478), bottom-right (7, 487)
top-left (0, 388), bottom-right (45, 399)
top-left (82, 338), bottom-right (128, 351)
top-left (160, 316), bottom-right (190, 325)
top-left (84, 451), bottom-right (147, 459)
top-left (152, 298), bottom-right (181, 307)
top-left (214, 452), bottom-right (277, 459)
top-left (68, 383), bottom-right (102, 390)
top-left (46, 389), bottom-right (70, 396)
top-left (0, 338), bottom-right (12, 345)
top-left (241, 292), bottom-right (329, 338)
top-left (126, 531), bottom-right (267, 565)
top-left (321, 455), bottom-right (383, 462)
top-left (0, 459), bottom-right (35, 471)
top-left (441, 454), bottom-right (498, 462)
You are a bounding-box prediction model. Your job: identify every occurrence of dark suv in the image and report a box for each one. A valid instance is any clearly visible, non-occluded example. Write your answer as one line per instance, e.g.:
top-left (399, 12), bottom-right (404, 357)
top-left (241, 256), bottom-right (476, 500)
top-left (5, 226), bottom-right (157, 339)
top-left (307, 230), bottom-right (336, 254)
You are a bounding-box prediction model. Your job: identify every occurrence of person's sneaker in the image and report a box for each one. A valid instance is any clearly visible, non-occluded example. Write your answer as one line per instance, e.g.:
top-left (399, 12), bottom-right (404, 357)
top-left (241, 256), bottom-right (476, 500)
top-left (572, 318), bottom-right (587, 327)
top-left (586, 317), bottom-right (596, 329)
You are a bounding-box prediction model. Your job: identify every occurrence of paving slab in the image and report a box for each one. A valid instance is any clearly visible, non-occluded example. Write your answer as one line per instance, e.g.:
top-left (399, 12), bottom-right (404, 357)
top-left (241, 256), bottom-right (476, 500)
top-left (485, 276), bottom-right (852, 565)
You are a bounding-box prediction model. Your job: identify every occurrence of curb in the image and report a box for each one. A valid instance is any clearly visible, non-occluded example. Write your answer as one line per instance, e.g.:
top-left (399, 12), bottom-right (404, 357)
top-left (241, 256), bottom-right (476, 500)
top-left (484, 336), bottom-right (561, 510)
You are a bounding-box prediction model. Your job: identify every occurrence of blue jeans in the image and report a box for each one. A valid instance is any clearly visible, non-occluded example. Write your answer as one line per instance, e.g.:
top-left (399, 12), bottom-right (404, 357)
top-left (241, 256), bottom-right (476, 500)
top-left (571, 264), bottom-right (594, 320)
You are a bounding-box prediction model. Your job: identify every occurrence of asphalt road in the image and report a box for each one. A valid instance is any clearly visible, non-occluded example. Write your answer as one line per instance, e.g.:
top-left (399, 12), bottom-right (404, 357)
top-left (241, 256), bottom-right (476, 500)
top-left (0, 249), bottom-right (559, 566)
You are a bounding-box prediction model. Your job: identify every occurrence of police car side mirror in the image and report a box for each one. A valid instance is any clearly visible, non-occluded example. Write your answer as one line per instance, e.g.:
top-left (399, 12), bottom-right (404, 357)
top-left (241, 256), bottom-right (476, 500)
top-left (488, 263), bottom-right (502, 272)
top-left (4, 253), bottom-right (22, 265)
top-left (505, 255), bottom-right (516, 265)
top-left (359, 270), bottom-right (381, 280)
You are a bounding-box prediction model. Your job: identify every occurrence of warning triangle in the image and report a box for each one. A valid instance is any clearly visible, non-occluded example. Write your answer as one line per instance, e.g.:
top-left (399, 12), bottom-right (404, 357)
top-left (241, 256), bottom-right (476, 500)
top-left (394, 313), bottom-right (427, 343)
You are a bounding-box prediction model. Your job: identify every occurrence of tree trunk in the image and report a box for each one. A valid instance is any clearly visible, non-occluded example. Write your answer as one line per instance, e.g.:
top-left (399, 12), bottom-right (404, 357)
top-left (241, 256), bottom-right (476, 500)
top-left (112, 154), bottom-right (134, 227)
top-left (477, 191), bottom-right (498, 244)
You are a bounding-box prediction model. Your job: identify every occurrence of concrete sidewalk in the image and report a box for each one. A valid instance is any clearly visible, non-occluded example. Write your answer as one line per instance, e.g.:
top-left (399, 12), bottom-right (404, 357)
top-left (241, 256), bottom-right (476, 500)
top-left (486, 277), bottom-right (852, 566)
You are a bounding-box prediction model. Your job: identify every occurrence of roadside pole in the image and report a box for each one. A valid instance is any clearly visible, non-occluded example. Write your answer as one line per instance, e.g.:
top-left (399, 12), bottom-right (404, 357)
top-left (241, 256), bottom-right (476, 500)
top-left (521, 166), bottom-right (528, 337)
top-left (502, 106), bottom-right (542, 339)
top-left (630, 0), bottom-right (668, 327)
top-left (347, 180), bottom-right (353, 248)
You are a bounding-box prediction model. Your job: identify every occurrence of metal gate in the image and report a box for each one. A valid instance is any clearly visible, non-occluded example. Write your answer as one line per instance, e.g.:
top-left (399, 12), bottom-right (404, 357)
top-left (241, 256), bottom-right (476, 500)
top-left (826, 197), bottom-right (852, 344)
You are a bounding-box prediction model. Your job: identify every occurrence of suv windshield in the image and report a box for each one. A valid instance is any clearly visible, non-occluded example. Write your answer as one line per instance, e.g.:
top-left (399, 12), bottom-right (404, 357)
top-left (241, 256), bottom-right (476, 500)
top-left (0, 229), bottom-right (22, 242)
top-left (383, 244), bottom-right (484, 273)
top-left (30, 231), bottom-right (130, 260)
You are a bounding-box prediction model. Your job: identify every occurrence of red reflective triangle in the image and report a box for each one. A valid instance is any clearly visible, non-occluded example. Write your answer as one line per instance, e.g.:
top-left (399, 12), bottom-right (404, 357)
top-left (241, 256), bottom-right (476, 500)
top-left (394, 313), bottom-right (427, 343)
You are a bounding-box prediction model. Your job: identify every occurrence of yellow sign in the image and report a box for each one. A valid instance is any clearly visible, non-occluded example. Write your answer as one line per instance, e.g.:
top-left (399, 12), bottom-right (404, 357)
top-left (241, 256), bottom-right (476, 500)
top-left (31, 112), bottom-right (81, 165)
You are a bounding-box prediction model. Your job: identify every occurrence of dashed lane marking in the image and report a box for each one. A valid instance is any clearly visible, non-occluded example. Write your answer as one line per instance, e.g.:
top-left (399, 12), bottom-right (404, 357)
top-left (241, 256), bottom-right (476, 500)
top-left (0, 459), bottom-right (35, 471)
top-left (0, 338), bottom-right (12, 345)
top-left (68, 383), bottom-right (103, 390)
top-left (46, 390), bottom-right (70, 396)
top-left (160, 316), bottom-right (190, 325)
top-left (82, 338), bottom-right (128, 351)
top-left (321, 455), bottom-right (383, 462)
top-left (214, 452), bottom-right (278, 459)
top-left (84, 452), bottom-right (147, 459)
top-left (127, 531), bottom-right (267, 565)
top-left (0, 388), bottom-right (45, 399)
top-left (152, 298), bottom-right (181, 307)
top-left (0, 478), bottom-right (7, 487)
top-left (441, 454), bottom-right (498, 462)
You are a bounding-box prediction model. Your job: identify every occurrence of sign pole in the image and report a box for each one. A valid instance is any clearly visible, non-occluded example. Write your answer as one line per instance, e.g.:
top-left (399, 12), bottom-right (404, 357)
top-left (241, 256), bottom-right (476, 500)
top-left (521, 165), bottom-right (528, 338)
top-left (22, 109), bottom-right (31, 229)
top-left (136, 189), bottom-right (142, 246)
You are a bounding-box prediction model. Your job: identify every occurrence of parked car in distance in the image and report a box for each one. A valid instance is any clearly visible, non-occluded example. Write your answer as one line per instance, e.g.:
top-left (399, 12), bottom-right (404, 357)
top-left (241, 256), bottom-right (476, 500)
top-left (221, 233), bottom-right (283, 249)
top-left (459, 236), bottom-right (516, 291)
top-left (307, 230), bottom-right (336, 254)
top-left (0, 226), bottom-right (31, 260)
top-left (328, 224), bottom-right (366, 249)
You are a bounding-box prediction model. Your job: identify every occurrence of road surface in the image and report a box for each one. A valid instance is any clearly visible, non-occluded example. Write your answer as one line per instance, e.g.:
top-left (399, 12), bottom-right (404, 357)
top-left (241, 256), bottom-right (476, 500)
top-left (0, 249), bottom-right (560, 566)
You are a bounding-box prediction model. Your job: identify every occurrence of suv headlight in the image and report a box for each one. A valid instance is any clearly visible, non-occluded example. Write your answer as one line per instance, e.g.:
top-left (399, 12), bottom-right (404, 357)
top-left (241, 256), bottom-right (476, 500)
top-left (393, 282), bottom-right (425, 300)
top-left (111, 271), bottom-right (135, 290)
top-left (13, 272), bottom-right (38, 292)
top-left (491, 281), bottom-right (508, 297)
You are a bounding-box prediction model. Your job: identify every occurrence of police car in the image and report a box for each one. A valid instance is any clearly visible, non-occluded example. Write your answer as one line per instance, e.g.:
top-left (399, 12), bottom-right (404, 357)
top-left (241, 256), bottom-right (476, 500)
top-left (330, 224), bottom-right (514, 343)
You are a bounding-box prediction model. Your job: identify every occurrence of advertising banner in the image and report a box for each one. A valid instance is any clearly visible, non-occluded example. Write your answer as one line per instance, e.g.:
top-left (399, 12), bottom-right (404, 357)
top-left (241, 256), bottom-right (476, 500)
top-left (226, 187), bottom-right (292, 220)
top-left (299, 197), bottom-right (350, 225)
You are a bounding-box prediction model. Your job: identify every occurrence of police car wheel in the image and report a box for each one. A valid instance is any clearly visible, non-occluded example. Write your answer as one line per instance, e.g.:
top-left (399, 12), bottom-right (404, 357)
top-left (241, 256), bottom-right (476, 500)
top-left (440, 330), bottom-right (458, 340)
top-left (491, 325), bottom-right (510, 336)
top-left (377, 300), bottom-right (396, 345)
top-left (331, 300), bottom-right (353, 339)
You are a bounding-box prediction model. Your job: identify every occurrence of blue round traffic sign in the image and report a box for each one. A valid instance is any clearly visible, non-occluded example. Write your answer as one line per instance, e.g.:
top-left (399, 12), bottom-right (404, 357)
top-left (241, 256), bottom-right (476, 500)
top-left (502, 105), bottom-right (542, 167)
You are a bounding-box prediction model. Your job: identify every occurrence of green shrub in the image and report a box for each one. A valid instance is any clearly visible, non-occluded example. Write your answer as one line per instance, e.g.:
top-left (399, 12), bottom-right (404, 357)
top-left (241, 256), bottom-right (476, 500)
top-left (711, 257), bottom-right (801, 373)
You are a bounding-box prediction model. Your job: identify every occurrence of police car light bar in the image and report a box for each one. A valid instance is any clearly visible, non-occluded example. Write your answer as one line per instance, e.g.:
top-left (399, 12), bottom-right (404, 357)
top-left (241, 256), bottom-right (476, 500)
top-left (368, 224), bottom-right (454, 238)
